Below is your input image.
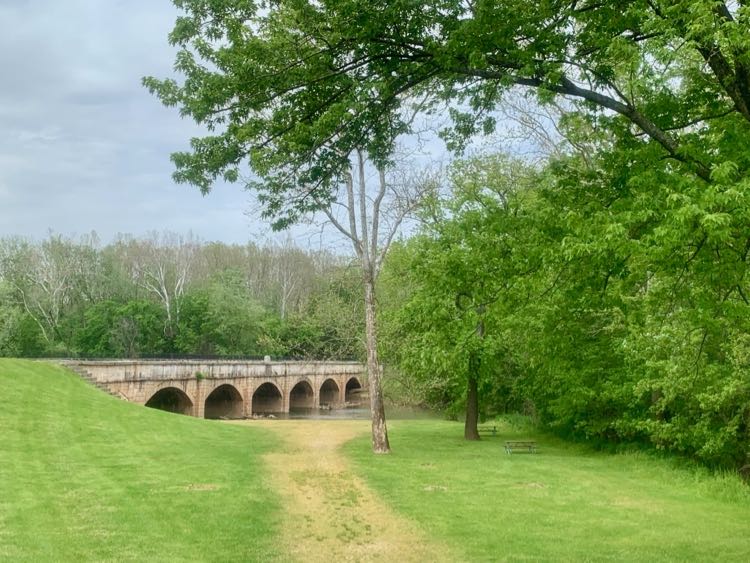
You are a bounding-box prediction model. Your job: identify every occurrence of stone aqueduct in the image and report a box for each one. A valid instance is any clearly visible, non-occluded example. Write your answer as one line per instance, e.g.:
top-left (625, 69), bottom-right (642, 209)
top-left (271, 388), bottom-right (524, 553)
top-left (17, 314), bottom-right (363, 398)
top-left (65, 359), bottom-right (366, 419)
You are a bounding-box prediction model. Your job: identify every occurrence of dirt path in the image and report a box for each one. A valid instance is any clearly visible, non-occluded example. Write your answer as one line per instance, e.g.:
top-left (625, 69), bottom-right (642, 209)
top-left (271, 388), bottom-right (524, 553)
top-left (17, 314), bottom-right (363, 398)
top-left (247, 419), bottom-right (455, 563)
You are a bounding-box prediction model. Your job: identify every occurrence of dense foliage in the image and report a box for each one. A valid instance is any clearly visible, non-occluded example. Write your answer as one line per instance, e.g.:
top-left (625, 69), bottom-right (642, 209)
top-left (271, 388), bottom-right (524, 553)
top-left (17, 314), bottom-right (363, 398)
top-left (0, 234), bottom-right (364, 360)
top-left (381, 150), bottom-right (750, 469)
top-left (145, 0), bottom-right (750, 220)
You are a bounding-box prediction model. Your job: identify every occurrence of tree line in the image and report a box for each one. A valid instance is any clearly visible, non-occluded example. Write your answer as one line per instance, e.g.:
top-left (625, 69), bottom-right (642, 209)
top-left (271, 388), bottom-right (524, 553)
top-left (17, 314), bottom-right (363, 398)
top-left (0, 233), bottom-right (364, 361)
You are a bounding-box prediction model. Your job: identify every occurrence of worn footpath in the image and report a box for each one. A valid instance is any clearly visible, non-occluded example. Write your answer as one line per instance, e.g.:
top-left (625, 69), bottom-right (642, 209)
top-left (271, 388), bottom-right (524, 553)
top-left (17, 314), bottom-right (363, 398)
top-left (246, 419), bottom-right (456, 563)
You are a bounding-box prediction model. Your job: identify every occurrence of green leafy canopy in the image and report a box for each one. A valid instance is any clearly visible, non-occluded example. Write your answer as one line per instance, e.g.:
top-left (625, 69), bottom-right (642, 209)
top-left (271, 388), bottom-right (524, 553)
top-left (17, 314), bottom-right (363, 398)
top-left (146, 1), bottom-right (750, 228)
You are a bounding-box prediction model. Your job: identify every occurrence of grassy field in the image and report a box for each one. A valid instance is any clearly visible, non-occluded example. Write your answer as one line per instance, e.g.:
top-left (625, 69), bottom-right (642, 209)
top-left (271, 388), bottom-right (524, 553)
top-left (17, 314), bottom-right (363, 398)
top-left (0, 359), bottom-right (281, 562)
top-left (4, 359), bottom-right (750, 562)
top-left (345, 418), bottom-right (750, 562)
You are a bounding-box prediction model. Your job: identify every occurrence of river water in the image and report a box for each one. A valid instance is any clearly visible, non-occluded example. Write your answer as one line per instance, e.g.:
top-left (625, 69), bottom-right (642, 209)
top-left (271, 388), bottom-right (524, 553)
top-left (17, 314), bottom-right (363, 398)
top-left (271, 405), bottom-right (437, 421)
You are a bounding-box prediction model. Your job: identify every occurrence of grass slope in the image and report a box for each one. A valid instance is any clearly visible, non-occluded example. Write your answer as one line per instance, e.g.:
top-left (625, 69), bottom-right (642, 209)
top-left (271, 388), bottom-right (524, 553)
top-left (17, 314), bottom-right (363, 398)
top-left (0, 359), bottom-right (280, 562)
top-left (345, 419), bottom-right (750, 562)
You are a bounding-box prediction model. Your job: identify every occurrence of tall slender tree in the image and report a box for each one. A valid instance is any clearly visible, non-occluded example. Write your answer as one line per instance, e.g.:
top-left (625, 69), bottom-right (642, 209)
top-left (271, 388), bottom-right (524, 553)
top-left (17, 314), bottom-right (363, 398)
top-left (311, 151), bottom-right (434, 451)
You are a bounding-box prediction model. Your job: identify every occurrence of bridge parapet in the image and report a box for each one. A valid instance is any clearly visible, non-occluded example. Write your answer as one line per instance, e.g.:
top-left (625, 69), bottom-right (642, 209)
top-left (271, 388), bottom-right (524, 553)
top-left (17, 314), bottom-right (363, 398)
top-left (67, 359), bottom-right (364, 383)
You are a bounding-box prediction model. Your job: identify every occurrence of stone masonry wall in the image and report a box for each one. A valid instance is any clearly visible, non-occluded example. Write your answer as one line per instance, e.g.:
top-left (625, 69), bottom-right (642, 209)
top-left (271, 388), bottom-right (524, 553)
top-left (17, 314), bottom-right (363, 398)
top-left (65, 359), bottom-right (366, 418)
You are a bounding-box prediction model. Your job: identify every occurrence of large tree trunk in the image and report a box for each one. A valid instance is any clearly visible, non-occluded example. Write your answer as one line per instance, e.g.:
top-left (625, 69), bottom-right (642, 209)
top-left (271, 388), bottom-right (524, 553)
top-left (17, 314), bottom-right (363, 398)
top-left (465, 356), bottom-right (480, 440)
top-left (363, 269), bottom-right (390, 453)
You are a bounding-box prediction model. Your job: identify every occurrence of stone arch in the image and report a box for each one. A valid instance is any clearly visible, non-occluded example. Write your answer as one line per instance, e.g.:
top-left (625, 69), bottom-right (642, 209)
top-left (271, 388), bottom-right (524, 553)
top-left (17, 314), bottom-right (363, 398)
top-left (252, 382), bottom-right (283, 415)
top-left (289, 379), bottom-right (315, 411)
top-left (145, 387), bottom-right (193, 416)
top-left (319, 378), bottom-right (340, 407)
top-left (345, 377), bottom-right (363, 404)
top-left (204, 384), bottom-right (243, 419)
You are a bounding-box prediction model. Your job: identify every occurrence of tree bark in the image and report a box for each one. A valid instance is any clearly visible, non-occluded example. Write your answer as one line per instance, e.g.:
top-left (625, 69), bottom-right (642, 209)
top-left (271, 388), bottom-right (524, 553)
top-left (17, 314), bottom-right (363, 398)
top-left (465, 314), bottom-right (484, 440)
top-left (464, 358), bottom-right (480, 441)
top-left (363, 269), bottom-right (391, 453)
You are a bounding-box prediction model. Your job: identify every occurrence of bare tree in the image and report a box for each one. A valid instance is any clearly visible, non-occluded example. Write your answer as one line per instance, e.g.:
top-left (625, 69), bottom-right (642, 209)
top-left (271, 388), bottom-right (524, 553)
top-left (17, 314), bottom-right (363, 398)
top-left (316, 150), bottom-right (438, 453)
top-left (0, 234), bottom-right (96, 344)
top-left (269, 236), bottom-right (316, 320)
top-left (117, 232), bottom-right (198, 338)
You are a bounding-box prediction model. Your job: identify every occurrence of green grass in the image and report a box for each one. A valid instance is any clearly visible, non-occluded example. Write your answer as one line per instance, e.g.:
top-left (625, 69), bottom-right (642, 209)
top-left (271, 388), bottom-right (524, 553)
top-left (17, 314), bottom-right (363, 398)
top-left (0, 359), bottom-right (281, 562)
top-left (5, 359), bottom-right (750, 562)
top-left (345, 418), bottom-right (750, 562)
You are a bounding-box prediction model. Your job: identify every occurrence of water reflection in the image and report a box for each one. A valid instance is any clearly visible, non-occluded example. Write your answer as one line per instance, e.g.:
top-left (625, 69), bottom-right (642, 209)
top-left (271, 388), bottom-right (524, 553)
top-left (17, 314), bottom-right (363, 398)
top-left (276, 405), bottom-right (437, 420)
top-left (281, 407), bottom-right (370, 420)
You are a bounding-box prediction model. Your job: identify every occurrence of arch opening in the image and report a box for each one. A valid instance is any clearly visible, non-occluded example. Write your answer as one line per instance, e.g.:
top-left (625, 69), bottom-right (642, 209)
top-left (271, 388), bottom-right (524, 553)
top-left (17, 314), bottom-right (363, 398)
top-left (289, 380), bottom-right (315, 412)
top-left (319, 379), bottom-right (340, 408)
top-left (252, 382), bottom-right (282, 415)
top-left (204, 384), bottom-right (243, 419)
top-left (345, 377), bottom-right (364, 405)
top-left (145, 387), bottom-right (193, 416)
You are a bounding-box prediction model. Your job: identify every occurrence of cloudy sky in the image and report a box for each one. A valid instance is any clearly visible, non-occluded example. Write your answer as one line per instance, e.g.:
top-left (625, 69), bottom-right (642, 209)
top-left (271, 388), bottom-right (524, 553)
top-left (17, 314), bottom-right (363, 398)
top-left (0, 0), bottom-right (280, 245)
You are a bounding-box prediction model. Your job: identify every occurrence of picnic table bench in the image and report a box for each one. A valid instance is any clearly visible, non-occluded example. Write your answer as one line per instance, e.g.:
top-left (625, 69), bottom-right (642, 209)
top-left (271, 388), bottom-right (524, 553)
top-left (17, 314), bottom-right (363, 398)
top-left (478, 425), bottom-right (498, 436)
top-left (504, 440), bottom-right (537, 454)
